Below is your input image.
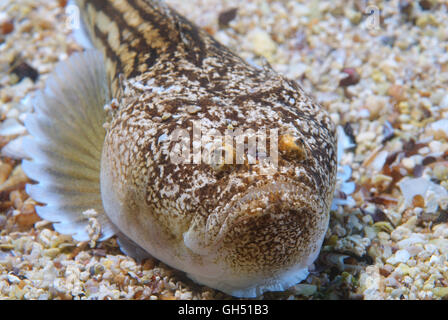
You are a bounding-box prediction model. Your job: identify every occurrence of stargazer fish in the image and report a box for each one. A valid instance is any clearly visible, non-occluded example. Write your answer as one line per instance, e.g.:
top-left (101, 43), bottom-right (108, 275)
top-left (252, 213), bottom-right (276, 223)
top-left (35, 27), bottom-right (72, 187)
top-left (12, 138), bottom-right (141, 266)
top-left (22, 0), bottom-right (337, 297)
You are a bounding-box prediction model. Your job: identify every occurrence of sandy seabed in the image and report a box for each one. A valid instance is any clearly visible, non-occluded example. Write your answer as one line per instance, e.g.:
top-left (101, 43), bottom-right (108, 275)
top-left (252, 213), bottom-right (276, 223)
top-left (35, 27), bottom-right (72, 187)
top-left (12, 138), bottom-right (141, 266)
top-left (0, 0), bottom-right (448, 300)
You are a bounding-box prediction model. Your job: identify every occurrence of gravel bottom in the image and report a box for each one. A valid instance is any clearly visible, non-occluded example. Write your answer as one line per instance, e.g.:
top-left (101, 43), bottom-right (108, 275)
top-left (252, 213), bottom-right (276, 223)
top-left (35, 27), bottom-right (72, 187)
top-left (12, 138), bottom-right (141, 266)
top-left (0, 0), bottom-right (448, 300)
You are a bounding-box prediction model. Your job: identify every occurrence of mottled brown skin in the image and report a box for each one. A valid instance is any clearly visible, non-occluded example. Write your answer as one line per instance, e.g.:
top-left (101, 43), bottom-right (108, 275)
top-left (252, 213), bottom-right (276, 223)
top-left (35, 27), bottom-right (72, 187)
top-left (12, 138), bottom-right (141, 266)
top-left (78, 0), bottom-right (337, 295)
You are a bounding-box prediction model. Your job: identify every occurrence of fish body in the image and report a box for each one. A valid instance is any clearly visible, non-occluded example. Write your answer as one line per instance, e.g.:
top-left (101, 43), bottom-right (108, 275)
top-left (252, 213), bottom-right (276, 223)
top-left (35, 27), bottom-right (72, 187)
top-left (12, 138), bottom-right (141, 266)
top-left (23, 0), bottom-right (337, 297)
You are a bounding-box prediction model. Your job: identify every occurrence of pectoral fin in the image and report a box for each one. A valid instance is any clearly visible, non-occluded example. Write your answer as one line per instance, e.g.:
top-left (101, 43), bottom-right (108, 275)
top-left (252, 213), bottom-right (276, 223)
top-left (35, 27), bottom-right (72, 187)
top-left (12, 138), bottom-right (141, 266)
top-left (22, 50), bottom-right (116, 241)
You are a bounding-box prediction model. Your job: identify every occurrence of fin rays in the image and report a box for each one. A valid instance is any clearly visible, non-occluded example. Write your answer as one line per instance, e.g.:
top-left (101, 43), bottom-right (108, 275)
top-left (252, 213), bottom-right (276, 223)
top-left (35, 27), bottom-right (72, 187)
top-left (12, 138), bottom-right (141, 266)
top-left (23, 50), bottom-right (116, 241)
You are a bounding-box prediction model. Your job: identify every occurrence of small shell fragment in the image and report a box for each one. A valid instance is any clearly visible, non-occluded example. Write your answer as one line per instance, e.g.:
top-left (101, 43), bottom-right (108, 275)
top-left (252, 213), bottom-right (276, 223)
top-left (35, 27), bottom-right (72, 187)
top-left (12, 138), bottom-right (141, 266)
top-left (0, 165), bottom-right (28, 193)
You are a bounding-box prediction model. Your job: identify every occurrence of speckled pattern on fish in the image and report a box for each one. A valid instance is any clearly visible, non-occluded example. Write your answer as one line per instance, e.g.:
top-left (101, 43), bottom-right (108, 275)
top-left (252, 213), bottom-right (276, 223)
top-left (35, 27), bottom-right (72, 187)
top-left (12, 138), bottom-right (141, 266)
top-left (18, 0), bottom-right (338, 297)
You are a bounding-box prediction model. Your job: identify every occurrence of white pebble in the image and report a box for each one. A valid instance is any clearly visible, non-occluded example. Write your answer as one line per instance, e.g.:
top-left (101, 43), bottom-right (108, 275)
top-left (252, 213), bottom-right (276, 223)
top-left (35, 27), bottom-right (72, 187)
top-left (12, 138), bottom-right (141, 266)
top-left (401, 157), bottom-right (415, 170)
top-left (356, 131), bottom-right (375, 143)
top-left (429, 141), bottom-right (442, 154)
top-left (440, 94), bottom-right (448, 109)
top-left (248, 28), bottom-right (277, 58)
top-left (387, 250), bottom-right (411, 265)
top-left (7, 274), bottom-right (21, 284)
top-left (429, 255), bottom-right (441, 265)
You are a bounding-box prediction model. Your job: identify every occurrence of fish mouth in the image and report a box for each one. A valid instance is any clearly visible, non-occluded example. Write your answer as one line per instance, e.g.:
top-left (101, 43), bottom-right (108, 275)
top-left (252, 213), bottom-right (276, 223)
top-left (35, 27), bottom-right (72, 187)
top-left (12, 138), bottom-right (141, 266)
top-left (204, 179), bottom-right (314, 248)
top-left (182, 178), bottom-right (329, 292)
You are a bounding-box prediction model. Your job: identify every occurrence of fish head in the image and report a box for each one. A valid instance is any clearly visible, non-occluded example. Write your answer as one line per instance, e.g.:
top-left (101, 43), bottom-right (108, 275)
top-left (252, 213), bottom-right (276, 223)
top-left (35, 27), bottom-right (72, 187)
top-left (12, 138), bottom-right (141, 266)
top-left (101, 68), bottom-right (338, 298)
top-left (176, 79), bottom-right (338, 297)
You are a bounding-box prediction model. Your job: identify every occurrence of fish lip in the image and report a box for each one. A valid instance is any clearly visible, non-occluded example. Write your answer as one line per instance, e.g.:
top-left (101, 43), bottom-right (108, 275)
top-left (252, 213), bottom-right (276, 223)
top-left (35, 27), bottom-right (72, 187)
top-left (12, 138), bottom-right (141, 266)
top-left (205, 179), bottom-right (308, 248)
